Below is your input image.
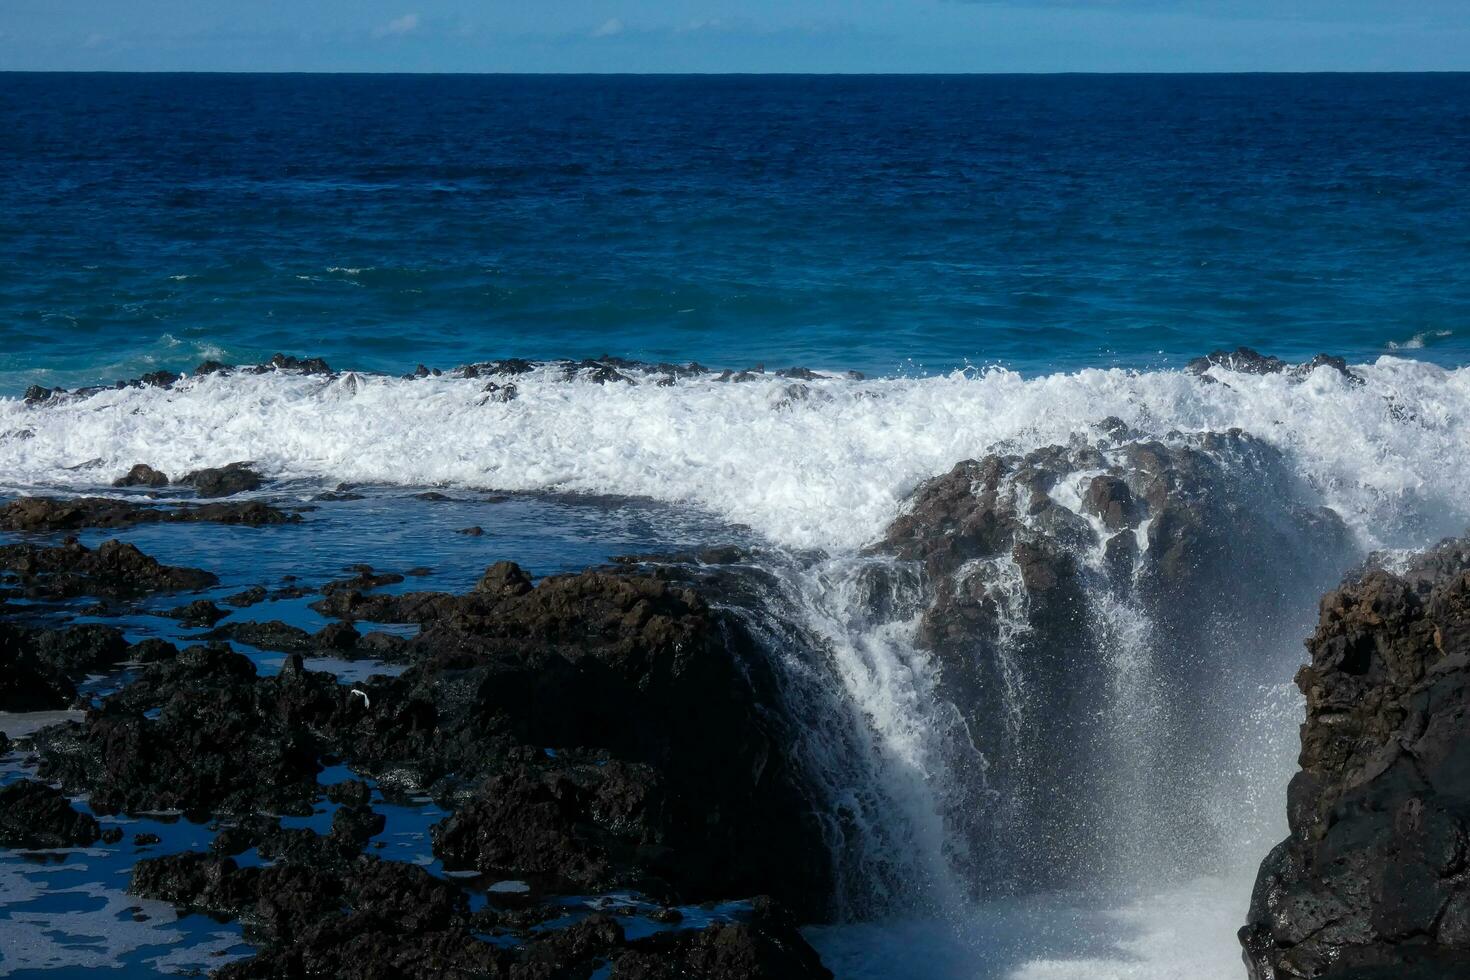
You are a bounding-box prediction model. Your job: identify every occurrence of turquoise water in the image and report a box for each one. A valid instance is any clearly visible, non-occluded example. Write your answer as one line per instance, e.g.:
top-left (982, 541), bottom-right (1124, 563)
top-left (4, 73), bottom-right (1470, 393)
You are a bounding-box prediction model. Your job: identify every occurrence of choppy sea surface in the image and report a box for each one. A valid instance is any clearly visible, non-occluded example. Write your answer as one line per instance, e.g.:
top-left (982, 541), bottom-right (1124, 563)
top-left (3, 72), bottom-right (1469, 391)
top-left (3, 72), bottom-right (1470, 979)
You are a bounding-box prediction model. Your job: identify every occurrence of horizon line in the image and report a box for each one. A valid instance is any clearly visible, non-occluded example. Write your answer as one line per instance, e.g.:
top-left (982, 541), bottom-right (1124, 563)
top-left (5, 68), bottom-right (1470, 76)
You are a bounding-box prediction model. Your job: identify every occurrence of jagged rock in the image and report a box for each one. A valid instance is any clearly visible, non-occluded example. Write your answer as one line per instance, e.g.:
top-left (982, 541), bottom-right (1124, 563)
top-left (0, 496), bottom-right (299, 531)
top-left (0, 538), bottom-right (217, 600)
top-left (208, 619), bottom-right (316, 652)
top-left (0, 780), bottom-right (100, 848)
top-left (112, 463), bottom-right (169, 488)
top-left (178, 461), bottom-right (264, 498)
top-left (1241, 537), bottom-right (1470, 978)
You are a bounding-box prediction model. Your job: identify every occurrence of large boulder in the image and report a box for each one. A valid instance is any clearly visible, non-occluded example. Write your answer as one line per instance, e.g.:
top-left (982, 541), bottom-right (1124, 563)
top-left (1240, 536), bottom-right (1470, 979)
top-left (879, 429), bottom-right (1355, 890)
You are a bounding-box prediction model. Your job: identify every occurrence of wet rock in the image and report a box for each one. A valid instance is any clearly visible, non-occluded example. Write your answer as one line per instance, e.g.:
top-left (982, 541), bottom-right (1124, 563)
top-left (0, 622), bottom-right (131, 710)
top-left (112, 463), bottom-right (170, 488)
top-left (178, 461), bottom-right (264, 498)
top-left (0, 538), bottom-right (217, 600)
top-left (324, 780), bottom-right (372, 808)
top-left (479, 381), bottom-right (517, 403)
top-left (1241, 537), bottom-right (1470, 978)
top-left (263, 353), bottom-right (332, 375)
top-left (208, 619), bottom-right (316, 653)
top-left (24, 384), bottom-right (61, 405)
top-left (223, 586), bottom-right (268, 608)
top-left (322, 566), bottom-right (405, 595)
top-left (612, 898), bottom-right (832, 980)
top-left (162, 599), bottom-right (228, 627)
top-left (880, 431), bottom-right (1356, 890)
top-left (133, 832), bottom-right (161, 846)
top-left (1186, 346), bottom-right (1361, 383)
top-left (0, 496), bottom-right (300, 531)
top-left (313, 563), bottom-right (831, 916)
top-left (1082, 474), bottom-right (1138, 530)
top-left (35, 645), bottom-right (349, 816)
top-left (100, 826), bottom-right (123, 844)
top-left (457, 525), bottom-right (484, 536)
top-left (0, 779), bottom-right (100, 848)
top-left (315, 621), bottom-right (361, 652)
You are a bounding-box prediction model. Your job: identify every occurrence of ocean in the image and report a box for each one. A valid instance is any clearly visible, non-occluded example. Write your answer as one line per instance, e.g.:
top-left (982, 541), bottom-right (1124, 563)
top-left (2, 72), bottom-right (1470, 979)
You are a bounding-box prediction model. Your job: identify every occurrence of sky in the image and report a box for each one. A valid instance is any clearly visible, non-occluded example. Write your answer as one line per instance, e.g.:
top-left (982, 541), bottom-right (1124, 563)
top-left (2, 0), bottom-right (1469, 73)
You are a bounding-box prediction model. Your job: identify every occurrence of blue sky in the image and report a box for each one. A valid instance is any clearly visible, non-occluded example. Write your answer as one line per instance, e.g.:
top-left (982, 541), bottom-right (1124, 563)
top-left (3, 1), bottom-right (1468, 73)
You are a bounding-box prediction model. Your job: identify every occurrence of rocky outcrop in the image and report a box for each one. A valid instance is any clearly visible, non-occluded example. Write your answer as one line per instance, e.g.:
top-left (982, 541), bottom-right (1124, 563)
top-left (880, 429), bottom-right (1355, 889)
top-left (0, 622), bottom-right (135, 710)
top-left (178, 461), bottom-right (264, 498)
top-left (31, 560), bottom-right (832, 917)
top-left (112, 463), bottom-right (169, 488)
top-left (1186, 346), bottom-right (1361, 384)
top-left (0, 537), bottom-right (217, 600)
top-left (0, 779), bottom-right (100, 848)
top-left (35, 645), bottom-right (351, 818)
top-left (0, 495), bottom-right (299, 531)
top-left (1241, 536), bottom-right (1470, 979)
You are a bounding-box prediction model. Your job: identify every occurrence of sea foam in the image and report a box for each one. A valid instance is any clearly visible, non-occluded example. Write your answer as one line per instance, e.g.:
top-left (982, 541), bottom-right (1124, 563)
top-left (2, 356), bottom-right (1467, 551)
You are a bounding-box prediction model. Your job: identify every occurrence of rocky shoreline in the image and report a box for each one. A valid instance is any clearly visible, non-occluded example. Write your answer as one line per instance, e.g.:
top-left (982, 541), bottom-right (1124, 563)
top-left (0, 491), bottom-right (836, 978)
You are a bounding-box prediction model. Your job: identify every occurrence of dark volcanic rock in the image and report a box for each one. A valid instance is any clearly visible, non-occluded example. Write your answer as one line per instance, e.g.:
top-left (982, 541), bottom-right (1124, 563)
top-left (0, 538), bottom-right (217, 600)
top-left (1186, 346), bottom-right (1361, 383)
top-left (880, 431), bottom-right (1356, 890)
top-left (0, 496), bottom-right (299, 531)
top-left (112, 463), bottom-right (169, 488)
top-left (131, 840), bottom-right (828, 980)
top-left (1241, 537), bottom-right (1470, 979)
top-left (178, 461), bottom-right (263, 498)
top-left (162, 599), bottom-right (229, 627)
top-left (0, 622), bottom-right (131, 710)
top-left (308, 563), bottom-right (831, 917)
top-left (35, 646), bottom-right (350, 817)
top-left (0, 779), bottom-right (100, 848)
top-left (612, 897), bottom-right (832, 980)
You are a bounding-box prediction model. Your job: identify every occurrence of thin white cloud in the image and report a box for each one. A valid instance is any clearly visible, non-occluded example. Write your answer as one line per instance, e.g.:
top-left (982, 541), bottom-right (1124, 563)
top-left (374, 13), bottom-right (420, 38)
top-left (591, 18), bottom-right (625, 38)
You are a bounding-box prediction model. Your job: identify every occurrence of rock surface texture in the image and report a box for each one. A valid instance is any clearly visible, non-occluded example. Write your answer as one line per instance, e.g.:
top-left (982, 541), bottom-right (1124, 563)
top-left (1241, 536), bottom-right (1470, 979)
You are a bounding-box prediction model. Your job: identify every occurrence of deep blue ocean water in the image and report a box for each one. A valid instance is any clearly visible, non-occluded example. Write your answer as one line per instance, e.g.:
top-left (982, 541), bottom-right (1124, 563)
top-left (3, 72), bottom-right (1470, 392)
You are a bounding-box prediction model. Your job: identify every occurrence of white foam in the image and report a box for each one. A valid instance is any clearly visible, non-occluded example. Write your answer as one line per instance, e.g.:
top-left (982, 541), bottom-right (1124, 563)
top-left (806, 874), bottom-right (1252, 980)
top-left (3, 358), bottom-right (1467, 552)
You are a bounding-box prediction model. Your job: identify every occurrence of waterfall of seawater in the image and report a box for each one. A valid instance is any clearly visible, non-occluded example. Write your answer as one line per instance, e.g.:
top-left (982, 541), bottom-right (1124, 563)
top-left (750, 456), bottom-right (1355, 980)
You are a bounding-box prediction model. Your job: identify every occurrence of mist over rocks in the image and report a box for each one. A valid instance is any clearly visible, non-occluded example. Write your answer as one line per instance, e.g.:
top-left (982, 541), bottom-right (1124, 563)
top-left (878, 428), bottom-right (1357, 890)
top-left (1241, 535), bottom-right (1470, 979)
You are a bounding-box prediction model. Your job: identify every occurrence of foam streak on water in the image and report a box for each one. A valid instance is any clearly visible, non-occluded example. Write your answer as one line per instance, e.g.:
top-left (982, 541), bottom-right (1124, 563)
top-left (2, 357), bottom-right (1467, 552)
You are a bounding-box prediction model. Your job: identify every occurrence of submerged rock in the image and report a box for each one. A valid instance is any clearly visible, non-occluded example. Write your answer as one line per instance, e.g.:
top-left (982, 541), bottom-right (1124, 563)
top-left (1241, 536), bottom-right (1470, 979)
